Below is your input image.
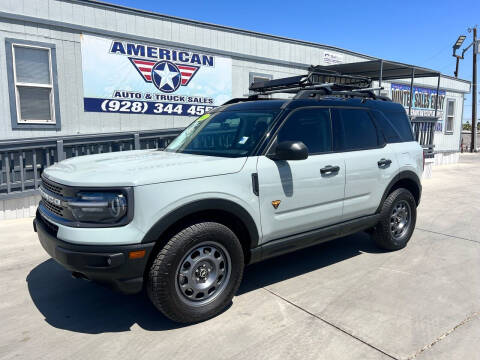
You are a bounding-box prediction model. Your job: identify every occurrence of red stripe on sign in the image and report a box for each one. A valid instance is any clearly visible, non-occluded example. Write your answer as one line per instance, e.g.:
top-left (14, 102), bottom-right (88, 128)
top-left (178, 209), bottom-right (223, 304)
top-left (144, 75), bottom-right (152, 81)
top-left (134, 59), bottom-right (156, 66)
top-left (178, 66), bottom-right (197, 71)
top-left (181, 72), bottom-right (193, 77)
top-left (139, 67), bottom-right (152, 72)
top-left (181, 78), bottom-right (188, 85)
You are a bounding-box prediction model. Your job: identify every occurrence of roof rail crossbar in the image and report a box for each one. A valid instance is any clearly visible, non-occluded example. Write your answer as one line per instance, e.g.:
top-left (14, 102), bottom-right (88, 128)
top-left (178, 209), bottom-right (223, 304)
top-left (249, 65), bottom-right (372, 95)
top-left (257, 83), bottom-right (335, 95)
top-left (294, 87), bottom-right (391, 102)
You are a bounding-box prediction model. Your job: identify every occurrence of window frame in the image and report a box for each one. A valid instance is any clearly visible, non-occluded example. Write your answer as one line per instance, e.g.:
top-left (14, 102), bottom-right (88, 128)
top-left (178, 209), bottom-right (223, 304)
top-left (331, 107), bottom-right (386, 153)
top-left (166, 109), bottom-right (280, 158)
top-left (264, 106), bottom-right (334, 156)
top-left (5, 38), bottom-right (61, 130)
top-left (445, 98), bottom-right (455, 135)
top-left (370, 110), bottom-right (403, 144)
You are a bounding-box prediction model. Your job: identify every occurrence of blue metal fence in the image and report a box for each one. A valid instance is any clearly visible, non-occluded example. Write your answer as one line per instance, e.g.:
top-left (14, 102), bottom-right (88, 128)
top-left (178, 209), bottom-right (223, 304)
top-left (0, 129), bottom-right (182, 198)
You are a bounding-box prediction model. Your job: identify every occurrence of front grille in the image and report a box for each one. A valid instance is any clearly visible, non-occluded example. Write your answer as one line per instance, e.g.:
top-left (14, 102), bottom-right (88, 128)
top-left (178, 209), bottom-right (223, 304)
top-left (37, 210), bottom-right (59, 236)
top-left (41, 199), bottom-right (64, 217)
top-left (41, 176), bottom-right (64, 196)
top-left (39, 175), bottom-right (70, 220)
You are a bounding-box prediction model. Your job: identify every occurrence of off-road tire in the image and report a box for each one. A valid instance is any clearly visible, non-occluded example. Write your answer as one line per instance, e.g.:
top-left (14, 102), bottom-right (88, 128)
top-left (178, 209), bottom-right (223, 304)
top-left (373, 188), bottom-right (417, 251)
top-left (147, 222), bottom-right (244, 323)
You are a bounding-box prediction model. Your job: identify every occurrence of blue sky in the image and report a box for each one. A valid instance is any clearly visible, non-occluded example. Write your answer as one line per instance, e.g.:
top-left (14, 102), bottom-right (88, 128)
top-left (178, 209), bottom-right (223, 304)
top-left (107, 0), bottom-right (479, 122)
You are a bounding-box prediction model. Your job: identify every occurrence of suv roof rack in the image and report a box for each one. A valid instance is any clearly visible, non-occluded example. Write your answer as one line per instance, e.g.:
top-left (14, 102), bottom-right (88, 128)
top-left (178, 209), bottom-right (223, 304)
top-left (250, 66), bottom-right (371, 93)
top-left (247, 65), bottom-right (391, 102)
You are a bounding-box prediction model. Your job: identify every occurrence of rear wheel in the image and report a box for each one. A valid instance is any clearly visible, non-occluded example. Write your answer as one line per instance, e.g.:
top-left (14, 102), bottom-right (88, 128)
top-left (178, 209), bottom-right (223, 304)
top-left (147, 222), bottom-right (244, 323)
top-left (373, 188), bottom-right (417, 250)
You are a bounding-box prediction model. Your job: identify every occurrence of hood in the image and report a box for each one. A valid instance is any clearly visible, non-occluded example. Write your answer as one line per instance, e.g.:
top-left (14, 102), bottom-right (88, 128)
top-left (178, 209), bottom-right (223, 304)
top-left (43, 150), bottom-right (247, 187)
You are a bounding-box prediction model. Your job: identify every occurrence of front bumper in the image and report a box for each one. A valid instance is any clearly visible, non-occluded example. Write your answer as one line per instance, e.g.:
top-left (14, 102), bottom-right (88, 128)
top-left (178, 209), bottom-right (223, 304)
top-left (34, 212), bottom-right (155, 294)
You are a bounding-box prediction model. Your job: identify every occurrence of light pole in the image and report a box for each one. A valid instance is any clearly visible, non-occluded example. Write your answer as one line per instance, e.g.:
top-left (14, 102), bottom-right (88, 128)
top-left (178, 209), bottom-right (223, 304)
top-left (452, 35), bottom-right (466, 78)
top-left (469, 26), bottom-right (477, 152)
top-left (454, 27), bottom-right (479, 152)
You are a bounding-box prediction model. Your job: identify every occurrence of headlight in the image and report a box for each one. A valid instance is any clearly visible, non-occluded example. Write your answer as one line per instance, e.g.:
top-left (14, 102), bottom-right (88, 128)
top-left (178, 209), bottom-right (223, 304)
top-left (67, 192), bottom-right (128, 224)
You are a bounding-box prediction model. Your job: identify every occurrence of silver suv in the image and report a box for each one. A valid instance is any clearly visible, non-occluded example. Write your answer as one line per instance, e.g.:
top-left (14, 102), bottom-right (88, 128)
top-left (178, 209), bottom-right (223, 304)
top-left (34, 72), bottom-right (423, 323)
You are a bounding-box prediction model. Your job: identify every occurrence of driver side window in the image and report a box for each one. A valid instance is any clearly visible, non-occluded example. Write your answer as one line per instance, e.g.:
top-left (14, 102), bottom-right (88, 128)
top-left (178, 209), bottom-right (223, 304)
top-left (277, 108), bottom-right (332, 154)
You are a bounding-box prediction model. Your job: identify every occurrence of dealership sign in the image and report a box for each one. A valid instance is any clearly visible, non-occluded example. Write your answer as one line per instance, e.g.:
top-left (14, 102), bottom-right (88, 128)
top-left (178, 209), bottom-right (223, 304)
top-left (81, 34), bottom-right (232, 116)
top-left (391, 83), bottom-right (446, 131)
top-left (323, 51), bottom-right (344, 65)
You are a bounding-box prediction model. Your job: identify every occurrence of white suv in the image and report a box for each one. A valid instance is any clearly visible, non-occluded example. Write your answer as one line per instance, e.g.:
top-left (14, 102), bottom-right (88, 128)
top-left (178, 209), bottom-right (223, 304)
top-left (34, 76), bottom-right (423, 323)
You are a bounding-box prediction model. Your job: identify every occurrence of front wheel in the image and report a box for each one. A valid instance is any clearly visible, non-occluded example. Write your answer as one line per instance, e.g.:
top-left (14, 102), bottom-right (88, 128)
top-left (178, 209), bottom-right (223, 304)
top-left (147, 222), bottom-right (244, 323)
top-left (372, 188), bottom-right (417, 251)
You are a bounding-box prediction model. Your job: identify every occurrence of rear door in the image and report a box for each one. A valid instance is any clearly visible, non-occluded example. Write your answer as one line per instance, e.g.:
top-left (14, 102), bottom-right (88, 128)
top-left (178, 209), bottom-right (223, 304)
top-left (332, 108), bottom-right (398, 221)
top-left (256, 107), bottom-right (345, 243)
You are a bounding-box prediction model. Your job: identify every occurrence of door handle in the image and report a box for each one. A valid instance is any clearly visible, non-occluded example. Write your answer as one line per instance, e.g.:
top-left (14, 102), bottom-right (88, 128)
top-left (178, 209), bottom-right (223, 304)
top-left (320, 165), bottom-right (340, 175)
top-left (377, 158), bottom-right (392, 168)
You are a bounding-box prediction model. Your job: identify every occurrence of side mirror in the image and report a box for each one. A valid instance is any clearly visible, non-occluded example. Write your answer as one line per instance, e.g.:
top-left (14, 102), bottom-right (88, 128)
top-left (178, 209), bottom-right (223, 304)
top-left (267, 141), bottom-right (309, 161)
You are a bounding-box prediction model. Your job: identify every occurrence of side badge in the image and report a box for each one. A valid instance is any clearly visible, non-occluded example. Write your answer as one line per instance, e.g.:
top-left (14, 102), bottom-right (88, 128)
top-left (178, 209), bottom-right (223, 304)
top-left (271, 200), bottom-right (281, 209)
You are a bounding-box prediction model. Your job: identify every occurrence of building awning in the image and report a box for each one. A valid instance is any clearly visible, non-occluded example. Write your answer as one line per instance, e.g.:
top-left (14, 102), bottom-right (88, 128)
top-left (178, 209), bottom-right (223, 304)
top-left (321, 60), bottom-right (442, 118)
top-left (320, 59), bottom-right (440, 81)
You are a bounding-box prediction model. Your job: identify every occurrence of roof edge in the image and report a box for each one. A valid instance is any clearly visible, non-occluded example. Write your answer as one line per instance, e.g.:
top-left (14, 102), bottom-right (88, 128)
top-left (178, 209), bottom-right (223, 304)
top-left (70, 0), bottom-right (470, 86)
top-left (71, 0), bottom-right (376, 60)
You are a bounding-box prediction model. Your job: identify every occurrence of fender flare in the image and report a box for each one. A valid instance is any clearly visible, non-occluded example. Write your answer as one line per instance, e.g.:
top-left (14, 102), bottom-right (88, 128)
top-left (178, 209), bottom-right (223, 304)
top-left (141, 198), bottom-right (260, 248)
top-left (376, 170), bottom-right (422, 213)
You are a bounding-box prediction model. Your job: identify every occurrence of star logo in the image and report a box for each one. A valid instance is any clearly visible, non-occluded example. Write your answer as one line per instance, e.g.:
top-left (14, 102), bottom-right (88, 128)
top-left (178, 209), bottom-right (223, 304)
top-left (151, 61), bottom-right (181, 93)
top-left (129, 58), bottom-right (199, 92)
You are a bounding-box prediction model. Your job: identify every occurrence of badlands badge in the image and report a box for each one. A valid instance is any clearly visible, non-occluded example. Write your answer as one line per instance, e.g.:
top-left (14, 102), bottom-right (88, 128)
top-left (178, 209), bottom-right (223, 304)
top-left (271, 200), bottom-right (281, 209)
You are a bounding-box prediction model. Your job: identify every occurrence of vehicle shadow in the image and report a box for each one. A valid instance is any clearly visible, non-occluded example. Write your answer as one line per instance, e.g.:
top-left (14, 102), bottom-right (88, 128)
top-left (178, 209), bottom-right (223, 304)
top-left (26, 231), bottom-right (383, 334)
top-left (238, 231), bottom-right (383, 294)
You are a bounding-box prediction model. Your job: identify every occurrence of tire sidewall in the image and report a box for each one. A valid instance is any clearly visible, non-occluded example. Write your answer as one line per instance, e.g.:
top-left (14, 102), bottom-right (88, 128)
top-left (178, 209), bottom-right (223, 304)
top-left (148, 222), bottom-right (244, 322)
top-left (379, 189), bottom-right (417, 249)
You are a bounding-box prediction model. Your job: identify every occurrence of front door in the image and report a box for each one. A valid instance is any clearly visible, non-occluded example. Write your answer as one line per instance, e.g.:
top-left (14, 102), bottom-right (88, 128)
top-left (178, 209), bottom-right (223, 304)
top-left (256, 107), bottom-right (345, 243)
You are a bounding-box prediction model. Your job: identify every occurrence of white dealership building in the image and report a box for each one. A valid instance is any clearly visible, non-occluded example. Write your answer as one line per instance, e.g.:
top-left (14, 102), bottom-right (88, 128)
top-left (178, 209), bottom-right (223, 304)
top-left (0, 0), bottom-right (471, 217)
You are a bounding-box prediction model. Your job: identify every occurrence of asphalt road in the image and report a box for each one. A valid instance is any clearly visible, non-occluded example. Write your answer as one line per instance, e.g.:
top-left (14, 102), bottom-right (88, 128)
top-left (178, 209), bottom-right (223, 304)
top-left (1, 154), bottom-right (480, 360)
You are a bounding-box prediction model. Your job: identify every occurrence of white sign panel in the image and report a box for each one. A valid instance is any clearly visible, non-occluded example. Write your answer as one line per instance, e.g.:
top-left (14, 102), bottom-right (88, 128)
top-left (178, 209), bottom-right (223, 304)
top-left (81, 34), bottom-right (232, 116)
top-left (323, 51), bottom-right (344, 65)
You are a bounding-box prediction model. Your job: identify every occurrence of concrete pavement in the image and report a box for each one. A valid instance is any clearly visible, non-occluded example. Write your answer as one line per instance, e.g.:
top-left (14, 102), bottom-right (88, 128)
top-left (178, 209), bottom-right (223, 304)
top-left (1, 154), bottom-right (480, 360)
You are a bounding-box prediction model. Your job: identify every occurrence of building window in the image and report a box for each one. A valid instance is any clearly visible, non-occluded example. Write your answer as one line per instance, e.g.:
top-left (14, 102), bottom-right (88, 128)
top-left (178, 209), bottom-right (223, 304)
top-left (445, 99), bottom-right (455, 134)
top-left (6, 38), bottom-right (61, 130)
top-left (249, 72), bottom-right (273, 94)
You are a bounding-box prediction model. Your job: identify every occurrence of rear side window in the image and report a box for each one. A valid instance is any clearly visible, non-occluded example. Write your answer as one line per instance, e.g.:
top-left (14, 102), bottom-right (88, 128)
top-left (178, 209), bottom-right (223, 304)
top-left (336, 109), bottom-right (379, 150)
top-left (277, 108), bottom-right (332, 154)
top-left (382, 111), bottom-right (414, 141)
top-left (371, 110), bottom-right (401, 143)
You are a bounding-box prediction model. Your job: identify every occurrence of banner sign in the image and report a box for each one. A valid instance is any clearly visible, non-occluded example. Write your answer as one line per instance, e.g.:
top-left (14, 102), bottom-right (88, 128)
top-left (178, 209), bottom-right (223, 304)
top-left (81, 34), bottom-right (232, 116)
top-left (323, 51), bottom-right (344, 65)
top-left (391, 83), bottom-right (446, 131)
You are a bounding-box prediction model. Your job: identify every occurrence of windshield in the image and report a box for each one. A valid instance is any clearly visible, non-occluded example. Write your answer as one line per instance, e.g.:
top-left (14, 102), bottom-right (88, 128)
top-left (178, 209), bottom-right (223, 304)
top-left (165, 110), bottom-right (279, 157)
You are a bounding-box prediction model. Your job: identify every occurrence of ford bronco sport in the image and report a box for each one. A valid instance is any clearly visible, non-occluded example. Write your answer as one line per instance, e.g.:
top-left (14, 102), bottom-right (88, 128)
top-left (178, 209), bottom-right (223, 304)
top-left (34, 69), bottom-right (423, 323)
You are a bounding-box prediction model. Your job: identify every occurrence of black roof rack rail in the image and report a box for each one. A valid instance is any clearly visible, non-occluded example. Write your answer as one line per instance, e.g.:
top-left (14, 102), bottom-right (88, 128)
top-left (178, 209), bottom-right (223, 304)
top-left (249, 65), bottom-right (372, 95)
top-left (295, 87), bottom-right (391, 102)
top-left (222, 97), bottom-right (258, 105)
top-left (222, 95), bottom-right (280, 105)
top-left (222, 65), bottom-right (392, 106)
